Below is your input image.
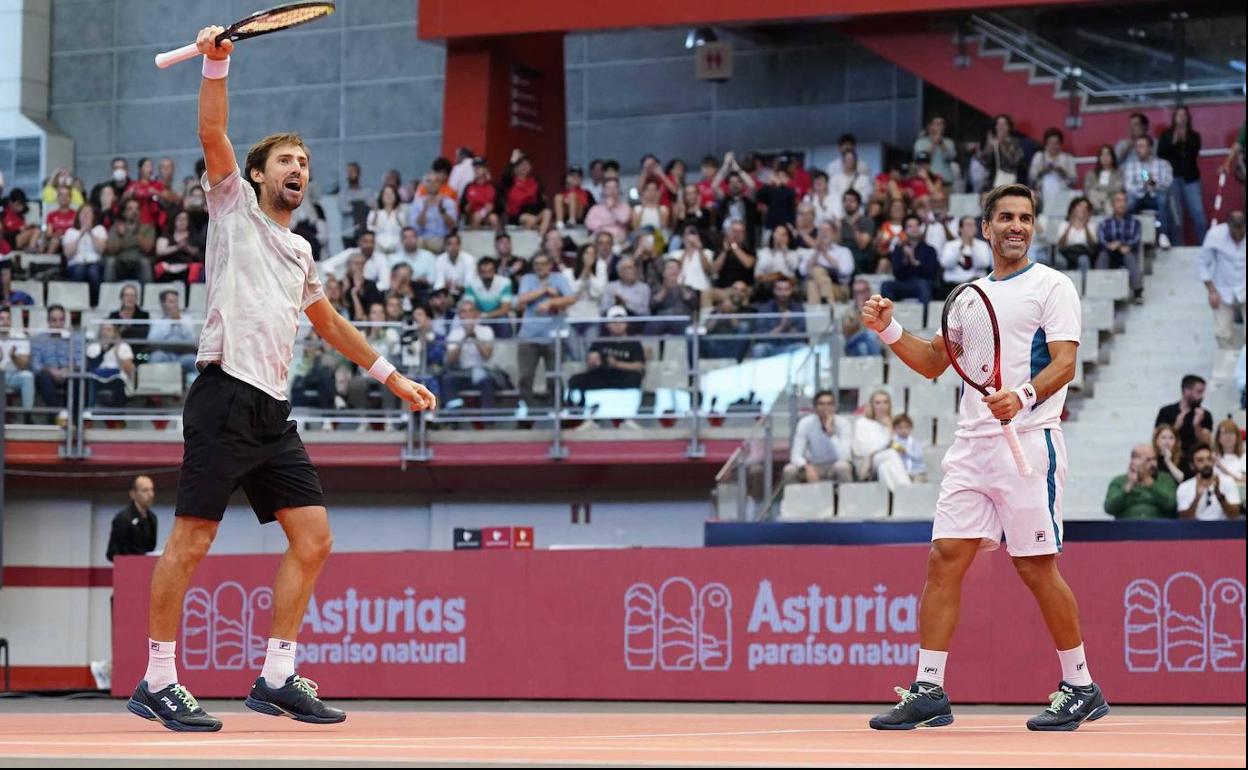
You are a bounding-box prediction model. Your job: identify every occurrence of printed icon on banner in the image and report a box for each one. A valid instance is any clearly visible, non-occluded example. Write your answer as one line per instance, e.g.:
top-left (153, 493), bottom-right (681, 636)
top-left (453, 528), bottom-right (483, 550)
top-left (483, 527), bottom-right (512, 549)
top-left (181, 582), bottom-right (273, 670)
top-left (624, 577), bottom-right (732, 672)
top-left (513, 527), bottom-right (534, 549)
top-left (1123, 572), bottom-right (1245, 673)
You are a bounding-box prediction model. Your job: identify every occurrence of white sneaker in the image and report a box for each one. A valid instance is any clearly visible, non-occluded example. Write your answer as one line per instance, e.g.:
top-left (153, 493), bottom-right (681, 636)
top-left (619, 419), bottom-right (642, 430)
top-left (1158, 233), bottom-right (1172, 250)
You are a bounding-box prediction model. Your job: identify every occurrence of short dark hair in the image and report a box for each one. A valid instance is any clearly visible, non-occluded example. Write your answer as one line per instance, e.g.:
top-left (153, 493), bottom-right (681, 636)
top-left (1043, 127), bottom-right (1064, 144)
top-left (842, 188), bottom-right (862, 204)
top-left (982, 183), bottom-right (1036, 222)
top-left (1130, 111), bottom-right (1150, 128)
top-left (893, 413), bottom-right (913, 428)
top-left (431, 156), bottom-right (452, 174)
top-left (244, 132), bottom-right (310, 198)
top-left (903, 214), bottom-right (922, 228)
top-left (357, 229), bottom-right (375, 240)
top-left (159, 289), bottom-right (179, 303)
top-left (1181, 374), bottom-right (1206, 390)
top-left (812, 170), bottom-right (829, 182)
top-left (494, 231), bottom-right (511, 243)
top-left (701, 154), bottom-right (718, 167)
top-left (47, 303), bottom-right (67, 320)
top-left (603, 159), bottom-right (621, 172)
top-left (1190, 441), bottom-right (1213, 457)
top-left (1135, 134), bottom-right (1154, 147)
top-left (1066, 196), bottom-right (1092, 219)
top-left (813, 390), bottom-right (836, 405)
top-left (837, 133), bottom-right (856, 146)
top-left (111, 156), bottom-right (126, 167)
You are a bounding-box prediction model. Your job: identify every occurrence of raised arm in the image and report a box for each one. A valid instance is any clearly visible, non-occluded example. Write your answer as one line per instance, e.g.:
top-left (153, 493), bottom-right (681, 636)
top-left (196, 26), bottom-right (236, 186)
top-left (861, 295), bottom-right (950, 379)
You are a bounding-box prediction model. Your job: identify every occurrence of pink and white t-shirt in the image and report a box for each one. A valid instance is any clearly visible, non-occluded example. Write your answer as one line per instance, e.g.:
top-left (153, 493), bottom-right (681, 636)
top-left (198, 169), bottom-right (325, 401)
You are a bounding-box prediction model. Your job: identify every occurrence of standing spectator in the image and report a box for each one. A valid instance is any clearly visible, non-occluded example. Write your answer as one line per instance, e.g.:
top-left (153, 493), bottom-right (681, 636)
top-left (717, 173), bottom-right (760, 246)
top-left (515, 253), bottom-right (575, 406)
top-left (882, 215), bottom-right (941, 305)
top-left (671, 183), bottom-right (716, 251)
top-left (1199, 211), bottom-right (1246, 349)
top-left (1123, 135), bottom-right (1176, 248)
top-left (153, 210), bottom-right (204, 284)
top-left (914, 114), bottom-right (958, 186)
top-left (104, 198), bottom-right (155, 283)
top-left (0, 306), bottom-right (34, 415)
top-left (447, 147), bottom-right (476, 198)
top-left (600, 257), bottom-right (651, 317)
top-left (756, 166), bottom-right (797, 232)
top-left (121, 157), bottom-right (166, 228)
top-left (497, 151), bottom-right (552, 233)
top-left (460, 157), bottom-right (498, 229)
top-left (408, 173), bottom-right (457, 254)
top-left (711, 220), bottom-right (756, 303)
top-left (31, 304), bottom-right (83, 424)
top-left (674, 227), bottom-right (714, 303)
top-left (783, 390), bottom-right (853, 485)
top-left (553, 165), bottom-right (594, 228)
top-left (976, 114), bottom-right (1024, 190)
top-left (1177, 444), bottom-right (1242, 520)
top-left (563, 242), bottom-right (607, 322)
top-left (840, 190), bottom-right (876, 275)
top-left (584, 158), bottom-right (606, 203)
top-left (1052, 197), bottom-right (1097, 276)
top-left (107, 283), bottom-right (150, 343)
top-left (63, 204), bottom-right (107, 306)
top-left (1096, 191), bottom-right (1144, 304)
top-left (146, 289), bottom-right (198, 374)
top-left (1153, 423), bottom-right (1188, 484)
top-left (750, 277), bottom-right (805, 358)
top-left (433, 231), bottom-right (476, 298)
top-left (443, 298), bottom-right (501, 410)
top-left (1028, 128), bottom-right (1076, 214)
top-left (754, 223), bottom-right (803, 300)
top-left (940, 216), bottom-right (992, 287)
top-left (90, 157), bottom-right (130, 210)
top-left (464, 256), bottom-right (514, 336)
top-left (1114, 112), bottom-right (1151, 165)
top-left (841, 312), bottom-right (882, 357)
top-left (367, 184), bottom-right (408, 258)
top-left (1083, 145), bottom-right (1124, 216)
top-left (96, 185), bottom-right (122, 231)
top-left (106, 476), bottom-right (158, 562)
top-left (1158, 105), bottom-right (1207, 245)
top-left (852, 389), bottom-right (912, 492)
top-left (804, 171), bottom-right (838, 226)
top-left (1103, 444), bottom-right (1177, 519)
top-left (1213, 418), bottom-right (1246, 492)
top-left (1155, 374), bottom-right (1214, 465)
top-left (631, 180), bottom-right (671, 247)
top-left (803, 221), bottom-right (853, 305)
top-left (338, 161), bottom-right (372, 249)
top-left (156, 157), bottom-right (182, 215)
top-left (584, 177), bottom-right (631, 243)
top-left (891, 414), bottom-right (927, 482)
top-left (829, 150), bottom-right (872, 220)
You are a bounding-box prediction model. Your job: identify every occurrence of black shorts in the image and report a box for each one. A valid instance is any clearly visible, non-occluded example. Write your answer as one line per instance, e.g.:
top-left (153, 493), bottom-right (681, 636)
top-left (175, 364), bottom-right (325, 524)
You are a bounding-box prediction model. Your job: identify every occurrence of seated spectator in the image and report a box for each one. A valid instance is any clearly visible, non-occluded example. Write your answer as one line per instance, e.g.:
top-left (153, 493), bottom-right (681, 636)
top-left (803, 221), bottom-right (853, 305)
top-left (564, 242), bottom-right (607, 323)
top-left (63, 204), bottom-right (107, 307)
top-left (1177, 443), bottom-right (1242, 520)
top-left (515, 253), bottom-right (576, 406)
top-left (154, 210), bottom-right (204, 284)
top-left (1122, 135), bottom-right (1175, 248)
top-left (567, 305), bottom-right (645, 412)
top-left (940, 216), bottom-right (992, 287)
top-left (122, 157), bottom-right (166, 228)
top-left (433, 231), bottom-right (477, 298)
top-left (914, 114), bottom-right (958, 186)
top-left (829, 150), bottom-right (872, 219)
top-left (1051, 197), bottom-right (1097, 275)
top-left (291, 185), bottom-right (328, 261)
top-left (1104, 444), bottom-right (1177, 519)
top-left (601, 256), bottom-right (651, 318)
top-left (1155, 374), bottom-right (1214, 467)
top-left (323, 276), bottom-right (349, 319)
top-left (464, 256), bottom-right (514, 337)
top-left (391, 227), bottom-right (437, 295)
top-left (750, 277), bottom-right (805, 358)
top-left (648, 258), bottom-right (698, 333)
top-left (1152, 423), bottom-right (1188, 484)
top-left (783, 390), bottom-right (853, 485)
top-left (459, 157), bottom-right (498, 229)
top-left (842, 310), bottom-right (882, 357)
top-left (1213, 418), bottom-right (1246, 494)
top-left (31, 304), bottom-right (83, 424)
top-left (408, 172), bottom-right (458, 254)
top-left (1096, 191), bottom-right (1143, 304)
top-left (346, 302), bottom-right (402, 417)
top-left (1158, 105), bottom-right (1207, 246)
top-left (1, 190), bottom-right (36, 256)
top-left (711, 220), bottom-right (756, 304)
top-left (756, 166), bottom-right (797, 232)
top-left (851, 389), bottom-right (912, 491)
top-left (793, 202), bottom-right (818, 250)
top-left (975, 114), bottom-right (1024, 191)
top-left (631, 229), bottom-right (664, 288)
top-left (874, 198), bottom-right (908, 263)
top-left (85, 322), bottom-right (135, 408)
top-left (449, 148), bottom-right (477, 199)
top-left (671, 182), bottom-right (716, 252)
top-left (905, 153), bottom-right (944, 202)
top-left (584, 178), bottom-right (631, 244)
top-left (803, 170), bottom-right (838, 226)
top-left (0, 306), bottom-right (34, 415)
top-left (496, 151), bottom-right (551, 233)
top-left (388, 265), bottom-right (418, 314)
top-left (1199, 211), bottom-right (1246, 350)
top-left (146, 288), bottom-right (198, 374)
top-left (716, 173), bottom-right (760, 246)
top-left (400, 304), bottom-right (447, 384)
top-left (1028, 128), bottom-right (1076, 213)
top-left (660, 158), bottom-right (686, 207)
top-left (367, 183), bottom-right (408, 258)
top-left (1083, 144), bottom-right (1123, 216)
top-left (882, 215), bottom-right (941, 305)
top-left (915, 194), bottom-right (953, 252)
top-left (631, 180), bottom-right (671, 250)
top-left (108, 283), bottom-right (150, 342)
top-left (342, 249), bottom-right (384, 321)
top-left (673, 227), bottom-right (713, 303)
top-left (42, 185), bottom-right (77, 255)
top-left (443, 298), bottom-right (503, 410)
top-left (105, 198), bottom-right (155, 283)
top-left (754, 224), bottom-right (803, 301)
top-left (553, 165), bottom-right (593, 228)
top-left (290, 330), bottom-right (337, 411)
top-left (891, 413), bottom-right (927, 482)
top-left (494, 231), bottom-right (527, 283)
top-left (840, 190), bottom-right (876, 274)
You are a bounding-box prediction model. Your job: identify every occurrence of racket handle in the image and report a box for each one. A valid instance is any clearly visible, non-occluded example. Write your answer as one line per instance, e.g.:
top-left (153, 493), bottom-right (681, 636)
top-left (155, 42), bottom-right (202, 69)
top-left (1001, 420), bottom-right (1033, 477)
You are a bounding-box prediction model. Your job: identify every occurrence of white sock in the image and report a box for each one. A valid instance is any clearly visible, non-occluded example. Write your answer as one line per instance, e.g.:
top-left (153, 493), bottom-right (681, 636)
top-left (1058, 644), bottom-right (1092, 687)
top-left (915, 648), bottom-right (948, 688)
top-left (144, 639), bottom-right (177, 692)
top-left (262, 638), bottom-right (297, 688)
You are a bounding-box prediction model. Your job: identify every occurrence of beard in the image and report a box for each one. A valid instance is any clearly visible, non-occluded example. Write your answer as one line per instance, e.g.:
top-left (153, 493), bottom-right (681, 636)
top-left (1199, 467), bottom-right (1215, 479)
top-left (266, 182), bottom-right (303, 212)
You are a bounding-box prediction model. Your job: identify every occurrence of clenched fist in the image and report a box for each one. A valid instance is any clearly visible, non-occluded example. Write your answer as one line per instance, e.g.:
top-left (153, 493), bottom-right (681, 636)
top-left (860, 294), bottom-right (893, 333)
top-left (196, 26), bottom-right (234, 60)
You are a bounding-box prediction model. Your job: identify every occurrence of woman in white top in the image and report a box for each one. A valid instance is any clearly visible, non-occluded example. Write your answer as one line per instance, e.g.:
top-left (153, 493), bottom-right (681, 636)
top-left (1213, 418), bottom-right (1246, 493)
top-left (366, 184), bottom-right (408, 257)
top-left (851, 389), bottom-right (913, 492)
top-left (754, 224), bottom-right (804, 292)
top-left (940, 216), bottom-right (992, 285)
top-left (631, 179), bottom-right (670, 245)
top-left (564, 241), bottom-right (609, 319)
top-left (675, 226), bottom-right (714, 306)
top-left (63, 204), bottom-right (108, 306)
top-left (1054, 196), bottom-right (1098, 274)
top-left (828, 149), bottom-right (873, 215)
top-left (803, 171), bottom-right (840, 225)
top-left (86, 322), bottom-right (135, 407)
top-left (1082, 145), bottom-right (1124, 216)
top-left (1028, 127), bottom-right (1076, 213)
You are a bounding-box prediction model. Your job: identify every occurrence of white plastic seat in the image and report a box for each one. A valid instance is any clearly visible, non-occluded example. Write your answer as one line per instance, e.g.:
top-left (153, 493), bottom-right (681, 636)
top-left (1085, 269), bottom-right (1130, 302)
top-left (459, 229), bottom-right (497, 258)
top-left (132, 362), bottom-right (184, 397)
top-left (835, 356), bottom-right (885, 391)
top-left (1082, 298), bottom-right (1114, 332)
top-left (836, 482), bottom-right (890, 520)
top-left (891, 483), bottom-right (940, 520)
top-left (779, 481), bottom-right (835, 521)
top-left (46, 281), bottom-right (91, 312)
top-left (187, 283), bottom-right (208, 312)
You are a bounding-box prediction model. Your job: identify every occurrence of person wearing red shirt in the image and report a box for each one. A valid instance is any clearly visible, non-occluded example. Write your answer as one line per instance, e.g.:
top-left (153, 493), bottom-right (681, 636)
top-left (785, 155), bottom-right (812, 200)
top-left (122, 157), bottom-right (166, 229)
top-left (554, 166), bottom-right (595, 228)
top-left (43, 186), bottom-right (78, 254)
top-left (496, 151), bottom-right (551, 232)
top-left (460, 158), bottom-right (498, 229)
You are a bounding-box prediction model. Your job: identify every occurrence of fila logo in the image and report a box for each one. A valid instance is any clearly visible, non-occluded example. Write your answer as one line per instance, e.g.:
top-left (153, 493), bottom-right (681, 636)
top-left (161, 697), bottom-right (178, 712)
top-left (1076, 662), bottom-right (1085, 671)
top-left (1068, 699), bottom-right (1085, 713)
top-left (1035, 531), bottom-right (1046, 542)
top-left (150, 642), bottom-right (161, 651)
top-left (923, 666), bottom-right (939, 674)
top-left (278, 641), bottom-right (291, 650)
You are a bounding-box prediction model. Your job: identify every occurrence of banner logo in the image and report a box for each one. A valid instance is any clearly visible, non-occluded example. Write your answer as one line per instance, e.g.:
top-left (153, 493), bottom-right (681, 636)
top-left (1124, 573), bottom-right (1245, 673)
top-left (624, 578), bottom-right (732, 671)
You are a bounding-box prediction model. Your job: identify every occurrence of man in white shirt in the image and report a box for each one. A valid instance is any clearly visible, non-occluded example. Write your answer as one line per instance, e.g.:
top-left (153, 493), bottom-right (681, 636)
top-left (390, 227), bottom-right (437, 292)
top-left (940, 217), bottom-right (992, 286)
top-left (1199, 211), bottom-right (1246, 349)
top-left (447, 147), bottom-right (475, 198)
top-left (319, 230), bottom-right (388, 288)
top-left (782, 390), bottom-right (853, 484)
top-left (434, 231), bottom-right (476, 297)
top-left (802, 221), bottom-right (854, 304)
top-left (1177, 444), bottom-right (1242, 520)
top-left (443, 298), bottom-right (499, 409)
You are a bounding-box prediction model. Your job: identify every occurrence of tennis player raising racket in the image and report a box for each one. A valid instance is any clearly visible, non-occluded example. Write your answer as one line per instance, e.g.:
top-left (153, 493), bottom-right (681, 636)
top-left (861, 184), bottom-right (1108, 731)
top-left (126, 25), bottom-right (435, 731)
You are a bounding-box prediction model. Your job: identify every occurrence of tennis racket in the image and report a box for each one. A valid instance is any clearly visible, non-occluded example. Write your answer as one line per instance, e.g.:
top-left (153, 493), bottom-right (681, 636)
top-left (941, 282), bottom-right (1033, 476)
top-left (154, 2), bottom-right (336, 69)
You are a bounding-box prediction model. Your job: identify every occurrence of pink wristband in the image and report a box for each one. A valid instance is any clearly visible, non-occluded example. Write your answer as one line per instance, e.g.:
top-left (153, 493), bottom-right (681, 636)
top-left (368, 356), bottom-right (396, 384)
top-left (877, 319), bottom-right (903, 345)
top-left (202, 56), bottom-right (230, 80)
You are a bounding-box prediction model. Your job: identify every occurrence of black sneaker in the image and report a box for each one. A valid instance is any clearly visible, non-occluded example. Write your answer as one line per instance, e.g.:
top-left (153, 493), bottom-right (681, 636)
top-left (869, 682), bottom-right (954, 730)
top-left (126, 680), bottom-right (222, 732)
top-left (1026, 681), bottom-right (1110, 731)
top-left (245, 674), bottom-right (346, 724)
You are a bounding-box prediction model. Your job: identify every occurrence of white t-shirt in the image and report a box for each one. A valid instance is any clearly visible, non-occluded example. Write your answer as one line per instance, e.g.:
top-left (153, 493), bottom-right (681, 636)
top-left (678, 248), bottom-right (713, 292)
top-left (940, 239), bottom-right (992, 284)
top-left (803, 245), bottom-right (854, 284)
top-left (1176, 474), bottom-right (1242, 520)
top-left (445, 322), bottom-right (495, 370)
top-left (434, 250), bottom-right (477, 293)
top-left (86, 339), bottom-right (134, 373)
top-left (366, 206), bottom-right (407, 255)
top-left (754, 247), bottom-right (802, 280)
top-left (198, 169), bottom-right (325, 401)
top-left (947, 262), bottom-right (1081, 438)
top-left (1058, 221), bottom-right (1093, 247)
top-left (1215, 451), bottom-right (1246, 485)
top-left (63, 225), bottom-right (108, 266)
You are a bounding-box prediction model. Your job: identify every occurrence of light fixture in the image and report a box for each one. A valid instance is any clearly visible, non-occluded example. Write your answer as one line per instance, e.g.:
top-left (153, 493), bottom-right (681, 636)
top-left (684, 27), bottom-right (717, 49)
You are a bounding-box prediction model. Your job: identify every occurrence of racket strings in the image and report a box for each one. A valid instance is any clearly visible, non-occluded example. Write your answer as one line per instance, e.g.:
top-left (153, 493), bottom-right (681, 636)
top-left (945, 291), bottom-right (997, 389)
top-left (236, 5), bottom-right (334, 34)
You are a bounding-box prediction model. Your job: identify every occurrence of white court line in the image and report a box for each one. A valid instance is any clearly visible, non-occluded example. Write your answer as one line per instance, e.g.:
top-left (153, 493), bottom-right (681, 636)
top-left (0, 755), bottom-right (1017, 769)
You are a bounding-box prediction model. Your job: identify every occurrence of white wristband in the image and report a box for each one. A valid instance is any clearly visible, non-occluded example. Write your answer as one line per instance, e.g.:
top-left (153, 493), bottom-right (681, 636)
top-left (202, 56), bottom-right (230, 80)
top-left (368, 356), bottom-right (397, 384)
top-left (1013, 382), bottom-right (1038, 410)
top-left (877, 318), bottom-right (903, 345)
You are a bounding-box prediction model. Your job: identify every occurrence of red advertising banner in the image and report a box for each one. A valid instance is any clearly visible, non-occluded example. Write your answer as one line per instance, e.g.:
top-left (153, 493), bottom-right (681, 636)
top-left (112, 541), bottom-right (1245, 703)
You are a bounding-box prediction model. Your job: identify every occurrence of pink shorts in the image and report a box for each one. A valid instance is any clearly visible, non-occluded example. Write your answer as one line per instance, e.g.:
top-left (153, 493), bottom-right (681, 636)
top-left (932, 428), bottom-right (1066, 557)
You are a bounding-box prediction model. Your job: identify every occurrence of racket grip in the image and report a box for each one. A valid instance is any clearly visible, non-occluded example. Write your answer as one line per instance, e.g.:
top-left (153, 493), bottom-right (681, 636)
top-left (155, 42), bottom-right (202, 69)
top-left (1001, 420), bottom-right (1033, 477)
